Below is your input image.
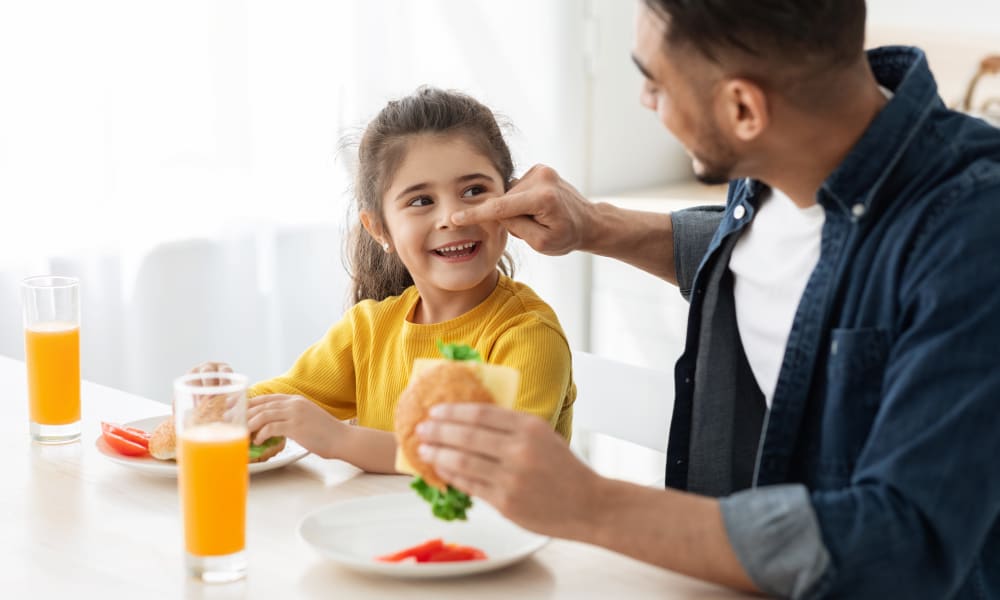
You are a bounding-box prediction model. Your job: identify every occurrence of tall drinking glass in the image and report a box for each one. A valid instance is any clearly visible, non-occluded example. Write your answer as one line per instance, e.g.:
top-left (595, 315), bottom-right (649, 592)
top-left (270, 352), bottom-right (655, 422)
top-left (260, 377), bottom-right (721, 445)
top-left (22, 276), bottom-right (81, 444)
top-left (174, 371), bottom-right (249, 583)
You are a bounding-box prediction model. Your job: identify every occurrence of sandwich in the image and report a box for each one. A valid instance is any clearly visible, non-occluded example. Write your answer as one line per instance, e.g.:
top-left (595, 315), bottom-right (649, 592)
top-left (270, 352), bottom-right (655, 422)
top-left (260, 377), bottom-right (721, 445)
top-left (148, 395), bottom-right (285, 463)
top-left (394, 342), bottom-right (519, 521)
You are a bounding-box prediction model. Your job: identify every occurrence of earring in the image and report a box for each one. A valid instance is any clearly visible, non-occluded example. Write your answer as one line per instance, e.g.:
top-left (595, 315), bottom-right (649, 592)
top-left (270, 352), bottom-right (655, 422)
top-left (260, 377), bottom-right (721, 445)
top-left (382, 241), bottom-right (390, 252)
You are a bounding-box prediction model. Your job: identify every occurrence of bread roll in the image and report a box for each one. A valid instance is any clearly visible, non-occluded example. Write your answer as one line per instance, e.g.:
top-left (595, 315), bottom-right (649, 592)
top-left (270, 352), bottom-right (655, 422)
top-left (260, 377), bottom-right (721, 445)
top-left (394, 359), bottom-right (519, 490)
top-left (148, 418), bottom-right (176, 460)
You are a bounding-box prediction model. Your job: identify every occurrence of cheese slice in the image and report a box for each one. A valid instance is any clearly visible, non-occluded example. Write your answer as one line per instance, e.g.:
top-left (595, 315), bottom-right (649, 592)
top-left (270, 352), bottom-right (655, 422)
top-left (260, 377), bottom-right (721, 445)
top-left (394, 359), bottom-right (519, 475)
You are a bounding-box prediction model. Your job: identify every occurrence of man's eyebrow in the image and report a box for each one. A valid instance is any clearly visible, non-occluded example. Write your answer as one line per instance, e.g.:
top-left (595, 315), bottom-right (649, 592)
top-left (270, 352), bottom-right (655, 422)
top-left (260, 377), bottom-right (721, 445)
top-left (631, 53), bottom-right (656, 81)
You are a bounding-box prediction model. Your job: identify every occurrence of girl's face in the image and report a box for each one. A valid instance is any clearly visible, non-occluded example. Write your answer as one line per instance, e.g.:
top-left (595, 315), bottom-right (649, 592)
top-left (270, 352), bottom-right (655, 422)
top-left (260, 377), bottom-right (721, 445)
top-left (374, 134), bottom-right (508, 301)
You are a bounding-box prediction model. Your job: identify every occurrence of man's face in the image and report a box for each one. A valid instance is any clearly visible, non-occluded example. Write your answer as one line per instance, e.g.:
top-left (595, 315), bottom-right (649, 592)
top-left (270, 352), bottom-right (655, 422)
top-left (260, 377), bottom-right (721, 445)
top-left (632, 4), bottom-right (738, 184)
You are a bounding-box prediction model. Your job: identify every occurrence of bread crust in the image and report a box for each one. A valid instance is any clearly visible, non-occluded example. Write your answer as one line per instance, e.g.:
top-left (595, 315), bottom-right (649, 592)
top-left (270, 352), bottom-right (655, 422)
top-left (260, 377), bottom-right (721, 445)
top-left (148, 418), bottom-right (176, 460)
top-left (395, 361), bottom-right (494, 490)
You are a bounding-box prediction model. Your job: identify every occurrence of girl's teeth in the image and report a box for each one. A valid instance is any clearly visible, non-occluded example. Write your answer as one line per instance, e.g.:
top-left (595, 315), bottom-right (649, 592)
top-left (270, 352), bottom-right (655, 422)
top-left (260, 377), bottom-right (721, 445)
top-left (436, 242), bottom-right (477, 256)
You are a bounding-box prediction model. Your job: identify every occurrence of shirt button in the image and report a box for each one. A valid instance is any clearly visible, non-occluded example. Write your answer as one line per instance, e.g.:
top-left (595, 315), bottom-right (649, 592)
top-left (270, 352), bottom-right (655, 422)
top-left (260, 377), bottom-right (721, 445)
top-left (734, 205), bottom-right (746, 220)
top-left (852, 203), bottom-right (866, 218)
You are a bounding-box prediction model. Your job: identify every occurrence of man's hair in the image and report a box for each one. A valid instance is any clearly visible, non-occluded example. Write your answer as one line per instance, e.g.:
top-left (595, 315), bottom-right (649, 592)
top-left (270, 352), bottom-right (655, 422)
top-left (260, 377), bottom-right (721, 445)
top-left (643, 0), bottom-right (867, 73)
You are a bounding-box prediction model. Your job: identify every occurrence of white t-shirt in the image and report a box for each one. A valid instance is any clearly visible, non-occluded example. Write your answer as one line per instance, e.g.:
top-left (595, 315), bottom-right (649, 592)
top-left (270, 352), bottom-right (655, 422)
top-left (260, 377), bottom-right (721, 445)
top-left (730, 187), bottom-right (825, 408)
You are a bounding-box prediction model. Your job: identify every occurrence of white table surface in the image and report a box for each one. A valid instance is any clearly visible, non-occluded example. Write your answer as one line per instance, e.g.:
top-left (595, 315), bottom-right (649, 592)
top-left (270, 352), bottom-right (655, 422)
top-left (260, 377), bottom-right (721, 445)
top-left (0, 355), bottom-right (750, 599)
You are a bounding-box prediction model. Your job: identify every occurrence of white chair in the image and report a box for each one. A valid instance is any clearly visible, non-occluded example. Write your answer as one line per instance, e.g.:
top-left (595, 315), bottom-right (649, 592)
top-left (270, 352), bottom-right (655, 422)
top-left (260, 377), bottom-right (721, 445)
top-left (570, 351), bottom-right (674, 486)
top-left (122, 236), bottom-right (268, 403)
top-left (570, 350), bottom-right (674, 453)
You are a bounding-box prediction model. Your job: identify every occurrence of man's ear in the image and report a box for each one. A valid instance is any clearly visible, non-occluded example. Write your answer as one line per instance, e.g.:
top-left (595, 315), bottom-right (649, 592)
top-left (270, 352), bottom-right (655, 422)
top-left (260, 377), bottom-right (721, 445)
top-left (360, 210), bottom-right (386, 245)
top-left (718, 78), bottom-right (769, 143)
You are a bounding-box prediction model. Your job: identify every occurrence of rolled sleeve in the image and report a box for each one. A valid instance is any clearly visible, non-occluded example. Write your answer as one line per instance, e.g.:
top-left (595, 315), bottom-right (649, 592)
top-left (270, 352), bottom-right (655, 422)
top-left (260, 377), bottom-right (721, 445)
top-left (670, 206), bottom-right (724, 300)
top-left (720, 484), bottom-right (833, 599)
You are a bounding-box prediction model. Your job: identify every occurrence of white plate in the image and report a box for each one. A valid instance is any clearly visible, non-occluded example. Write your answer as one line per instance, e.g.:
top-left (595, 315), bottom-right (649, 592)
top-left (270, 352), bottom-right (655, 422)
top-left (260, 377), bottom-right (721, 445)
top-left (298, 492), bottom-right (549, 578)
top-left (95, 415), bottom-right (309, 477)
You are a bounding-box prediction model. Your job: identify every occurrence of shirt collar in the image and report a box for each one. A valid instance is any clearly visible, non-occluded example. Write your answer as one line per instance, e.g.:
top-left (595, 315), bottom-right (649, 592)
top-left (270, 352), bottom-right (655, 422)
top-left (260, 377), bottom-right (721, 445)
top-left (819, 46), bottom-right (942, 218)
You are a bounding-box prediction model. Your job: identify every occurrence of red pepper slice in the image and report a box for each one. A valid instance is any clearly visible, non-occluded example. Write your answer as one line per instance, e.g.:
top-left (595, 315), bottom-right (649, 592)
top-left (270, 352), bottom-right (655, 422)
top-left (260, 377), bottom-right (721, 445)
top-left (424, 545), bottom-right (487, 562)
top-left (376, 538), bottom-right (445, 562)
top-left (102, 430), bottom-right (149, 456)
top-left (101, 422), bottom-right (150, 449)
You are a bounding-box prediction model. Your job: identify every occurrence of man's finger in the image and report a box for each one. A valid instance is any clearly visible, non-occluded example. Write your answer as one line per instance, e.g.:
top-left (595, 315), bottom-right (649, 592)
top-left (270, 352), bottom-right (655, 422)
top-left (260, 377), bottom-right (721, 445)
top-left (451, 190), bottom-right (540, 226)
top-left (425, 402), bottom-right (521, 433)
top-left (416, 419), bottom-right (509, 460)
top-left (433, 465), bottom-right (494, 500)
top-left (418, 443), bottom-right (500, 484)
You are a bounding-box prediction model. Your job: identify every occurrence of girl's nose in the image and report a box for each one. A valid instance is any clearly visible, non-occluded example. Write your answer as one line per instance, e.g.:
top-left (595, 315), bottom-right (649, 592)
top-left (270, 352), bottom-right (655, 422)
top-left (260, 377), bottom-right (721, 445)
top-left (435, 200), bottom-right (460, 229)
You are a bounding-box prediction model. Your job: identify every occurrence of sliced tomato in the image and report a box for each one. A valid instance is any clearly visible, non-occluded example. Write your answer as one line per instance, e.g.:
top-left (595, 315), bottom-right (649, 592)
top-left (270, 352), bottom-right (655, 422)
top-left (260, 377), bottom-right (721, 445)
top-left (376, 538), bottom-right (445, 563)
top-left (102, 430), bottom-right (149, 456)
top-left (424, 545), bottom-right (487, 562)
top-left (101, 422), bottom-right (150, 450)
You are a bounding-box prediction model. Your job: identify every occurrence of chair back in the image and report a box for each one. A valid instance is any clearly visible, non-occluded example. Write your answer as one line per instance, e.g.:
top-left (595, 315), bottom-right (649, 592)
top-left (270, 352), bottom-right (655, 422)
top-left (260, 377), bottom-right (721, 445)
top-left (570, 350), bottom-right (674, 453)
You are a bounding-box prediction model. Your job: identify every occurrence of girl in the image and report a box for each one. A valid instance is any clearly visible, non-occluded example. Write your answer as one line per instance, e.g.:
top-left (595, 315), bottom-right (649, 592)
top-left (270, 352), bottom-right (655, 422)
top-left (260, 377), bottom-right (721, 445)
top-left (192, 87), bottom-right (575, 473)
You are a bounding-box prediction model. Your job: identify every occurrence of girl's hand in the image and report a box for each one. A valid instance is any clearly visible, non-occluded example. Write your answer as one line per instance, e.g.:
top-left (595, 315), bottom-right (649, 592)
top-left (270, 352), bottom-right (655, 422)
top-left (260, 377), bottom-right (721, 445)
top-left (187, 361), bottom-right (234, 386)
top-left (247, 393), bottom-right (346, 459)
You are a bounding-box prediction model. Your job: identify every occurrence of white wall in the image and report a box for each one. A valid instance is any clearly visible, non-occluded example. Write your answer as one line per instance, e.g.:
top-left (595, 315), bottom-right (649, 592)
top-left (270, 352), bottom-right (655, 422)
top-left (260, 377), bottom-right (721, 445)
top-left (586, 0), bottom-right (690, 196)
top-left (865, 1), bottom-right (1000, 106)
top-left (867, 0), bottom-right (1000, 36)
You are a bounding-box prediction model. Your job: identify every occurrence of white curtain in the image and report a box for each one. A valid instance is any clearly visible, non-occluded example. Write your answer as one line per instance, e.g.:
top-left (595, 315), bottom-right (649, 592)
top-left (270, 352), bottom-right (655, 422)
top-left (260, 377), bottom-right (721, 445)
top-left (0, 0), bottom-right (615, 398)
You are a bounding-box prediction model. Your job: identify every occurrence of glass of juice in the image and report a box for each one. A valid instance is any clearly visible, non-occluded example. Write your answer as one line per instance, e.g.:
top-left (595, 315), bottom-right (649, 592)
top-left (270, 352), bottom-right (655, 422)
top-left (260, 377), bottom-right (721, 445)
top-left (21, 276), bottom-right (81, 444)
top-left (174, 371), bottom-right (249, 583)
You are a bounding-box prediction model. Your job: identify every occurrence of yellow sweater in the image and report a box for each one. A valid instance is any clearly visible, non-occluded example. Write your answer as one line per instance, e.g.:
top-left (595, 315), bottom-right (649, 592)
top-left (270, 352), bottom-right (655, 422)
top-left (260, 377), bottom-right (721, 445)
top-left (249, 276), bottom-right (575, 439)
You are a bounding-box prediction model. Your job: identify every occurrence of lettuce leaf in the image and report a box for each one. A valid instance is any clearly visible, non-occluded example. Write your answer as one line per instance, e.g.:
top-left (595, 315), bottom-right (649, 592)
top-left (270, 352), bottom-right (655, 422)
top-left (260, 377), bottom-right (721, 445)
top-left (249, 436), bottom-right (284, 460)
top-left (411, 477), bottom-right (473, 521)
top-left (436, 340), bottom-right (482, 362)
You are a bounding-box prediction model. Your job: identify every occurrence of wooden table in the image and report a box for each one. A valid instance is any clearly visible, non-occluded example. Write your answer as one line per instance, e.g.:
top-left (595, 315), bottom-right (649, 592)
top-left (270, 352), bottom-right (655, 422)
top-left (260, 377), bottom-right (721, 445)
top-left (0, 355), bottom-right (749, 599)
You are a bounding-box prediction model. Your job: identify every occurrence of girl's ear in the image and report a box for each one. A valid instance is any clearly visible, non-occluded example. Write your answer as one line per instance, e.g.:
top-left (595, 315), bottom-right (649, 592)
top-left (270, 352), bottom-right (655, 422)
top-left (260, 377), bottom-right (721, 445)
top-left (360, 210), bottom-right (385, 242)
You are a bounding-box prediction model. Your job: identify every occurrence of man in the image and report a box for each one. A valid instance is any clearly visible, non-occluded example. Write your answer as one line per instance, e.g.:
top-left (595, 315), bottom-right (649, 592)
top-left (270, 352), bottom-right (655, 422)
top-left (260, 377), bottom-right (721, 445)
top-left (416, 1), bottom-right (1000, 597)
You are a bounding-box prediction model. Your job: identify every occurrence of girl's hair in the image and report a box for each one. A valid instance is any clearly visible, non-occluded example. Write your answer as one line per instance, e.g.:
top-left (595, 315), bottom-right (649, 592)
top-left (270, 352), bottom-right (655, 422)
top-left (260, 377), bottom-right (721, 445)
top-left (347, 86), bottom-right (515, 304)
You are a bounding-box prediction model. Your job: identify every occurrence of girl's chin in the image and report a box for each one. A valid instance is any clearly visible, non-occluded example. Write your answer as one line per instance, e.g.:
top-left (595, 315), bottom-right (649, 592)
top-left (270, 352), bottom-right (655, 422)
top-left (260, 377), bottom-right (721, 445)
top-left (423, 268), bottom-right (499, 293)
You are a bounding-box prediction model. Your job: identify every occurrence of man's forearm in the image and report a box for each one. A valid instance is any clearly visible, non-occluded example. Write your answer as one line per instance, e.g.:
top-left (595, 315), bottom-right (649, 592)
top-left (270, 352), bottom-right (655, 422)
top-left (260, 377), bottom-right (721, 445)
top-left (583, 202), bottom-right (678, 285)
top-left (573, 477), bottom-right (758, 593)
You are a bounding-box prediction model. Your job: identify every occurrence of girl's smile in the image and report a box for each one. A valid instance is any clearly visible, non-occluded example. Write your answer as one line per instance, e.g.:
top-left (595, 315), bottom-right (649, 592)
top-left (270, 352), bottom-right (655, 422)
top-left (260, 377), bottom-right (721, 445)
top-left (430, 239), bottom-right (482, 262)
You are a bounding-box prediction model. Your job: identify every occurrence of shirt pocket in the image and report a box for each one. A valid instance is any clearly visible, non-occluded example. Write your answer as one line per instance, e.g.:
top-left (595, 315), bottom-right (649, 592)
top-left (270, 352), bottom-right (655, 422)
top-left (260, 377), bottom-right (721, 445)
top-left (826, 327), bottom-right (891, 409)
top-left (816, 327), bottom-right (891, 477)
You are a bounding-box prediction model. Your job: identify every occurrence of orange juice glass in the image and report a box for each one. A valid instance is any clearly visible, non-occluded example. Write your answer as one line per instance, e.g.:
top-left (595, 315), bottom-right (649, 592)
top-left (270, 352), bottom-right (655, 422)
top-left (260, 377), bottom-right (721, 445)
top-left (21, 276), bottom-right (81, 444)
top-left (174, 371), bottom-right (249, 583)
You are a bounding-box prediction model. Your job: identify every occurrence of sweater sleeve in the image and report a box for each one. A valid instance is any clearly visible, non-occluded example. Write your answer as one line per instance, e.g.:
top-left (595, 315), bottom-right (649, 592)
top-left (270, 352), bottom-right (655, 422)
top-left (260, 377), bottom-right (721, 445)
top-left (248, 312), bottom-right (358, 421)
top-left (487, 316), bottom-right (574, 440)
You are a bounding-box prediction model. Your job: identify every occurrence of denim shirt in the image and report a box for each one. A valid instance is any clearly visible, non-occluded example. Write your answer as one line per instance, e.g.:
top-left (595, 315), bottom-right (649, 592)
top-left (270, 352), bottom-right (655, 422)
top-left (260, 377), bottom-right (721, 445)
top-left (667, 47), bottom-right (1000, 599)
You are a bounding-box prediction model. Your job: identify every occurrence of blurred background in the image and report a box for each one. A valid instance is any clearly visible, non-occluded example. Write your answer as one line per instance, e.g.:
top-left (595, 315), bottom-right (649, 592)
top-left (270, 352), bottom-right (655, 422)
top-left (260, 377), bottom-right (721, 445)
top-left (1, 0), bottom-right (997, 479)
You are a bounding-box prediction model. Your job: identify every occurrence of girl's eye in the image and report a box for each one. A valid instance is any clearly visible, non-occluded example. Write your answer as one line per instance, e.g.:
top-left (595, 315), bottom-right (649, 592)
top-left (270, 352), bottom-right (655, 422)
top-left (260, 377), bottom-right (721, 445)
top-left (408, 195), bottom-right (433, 207)
top-left (462, 185), bottom-right (487, 198)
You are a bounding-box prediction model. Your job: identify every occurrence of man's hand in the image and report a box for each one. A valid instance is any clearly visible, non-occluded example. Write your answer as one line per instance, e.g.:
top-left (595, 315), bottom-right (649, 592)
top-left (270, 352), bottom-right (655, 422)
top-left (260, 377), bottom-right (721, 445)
top-left (451, 164), bottom-right (595, 256)
top-left (452, 163), bottom-right (680, 283)
top-left (418, 403), bottom-right (756, 592)
top-left (415, 403), bottom-right (602, 540)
